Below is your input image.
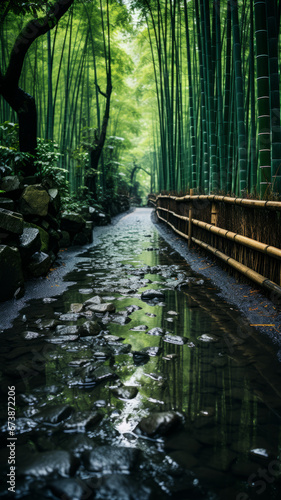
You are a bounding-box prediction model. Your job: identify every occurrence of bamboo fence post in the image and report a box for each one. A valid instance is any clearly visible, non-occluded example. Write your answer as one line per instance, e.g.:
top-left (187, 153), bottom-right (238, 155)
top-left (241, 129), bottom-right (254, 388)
top-left (188, 204), bottom-right (193, 248)
top-left (211, 202), bottom-right (218, 225)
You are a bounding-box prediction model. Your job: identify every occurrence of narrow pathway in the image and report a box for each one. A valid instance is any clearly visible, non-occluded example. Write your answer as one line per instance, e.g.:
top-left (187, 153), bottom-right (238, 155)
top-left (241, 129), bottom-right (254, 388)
top-left (1, 208), bottom-right (281, 499)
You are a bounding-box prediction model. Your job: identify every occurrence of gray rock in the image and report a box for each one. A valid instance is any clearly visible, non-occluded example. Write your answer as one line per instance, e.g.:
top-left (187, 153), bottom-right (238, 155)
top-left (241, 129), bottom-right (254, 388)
top-left (0, 207), bottom-right (23, 234)
top-left (0, 175), bottom-right (22, 192)
top-left (33, 404), bottom-right (73, 424)
top-left (61, 212), bottom-right (86, 233)
top-left (197, 334), bottom-right (220, 343)
top-left (87, 303), bottom-right (116, 314)
top-left (64, 411), bottom-right (103, 431)
top-left (0, 245), bottom-right (24, 301)
top-left (56, 325), bottom-right (80, 335)
top-left (59, 230), bottom-right (71, 248)
top-left (110, 314), bottom-right (131, 325)
top-left (132, 350), bottom-right (150, 365)
top-left (141, 289), bottom-right (165, 301)
top-left (70, 303), bottom-right (83, 313)
top-left (22, 330), bottom-right (40, 339)
top-left (20, 184), bottom-right (50, 216)
top-left (18, 450), bottom-right (78, 477)
top-left (0, 198), bottom-right (14, 211)
top-left (73, 231), bottom-right (89, 246)
top-left (48, 478), bottom-right (88, 500)
top-left (163, 334), bottom-right (187, 345)
top-left (94, 475), bottom-right (151, 500)
top-left (84, 295), bottom-right (103, 307)
top-left (19, 227), bottom-right (41, 261)
top-left (28, 251), bottom-right (51, 277)
top-left (48, 188), bottom-right (61, 214)
top-left (59, 313), bottom-right (80, 321)
top-left (137, 411), bottom-right (184, 436)
top-left (59, 434), bottom-right (95, 457)
top-left (82, 446), bottom-right (139, 473)
top-left (93, 365), bottom-right (117, 382)
top-left (126, 304), bottom-right (142, 314)
top-left (146, 327), bottom-right (164, 336)
top-left (111, 386), bottom-right (138, 400)
top-left (78, 320), bottom-right (102, 337)
top-left (130, 325), bottom-right (148, 331)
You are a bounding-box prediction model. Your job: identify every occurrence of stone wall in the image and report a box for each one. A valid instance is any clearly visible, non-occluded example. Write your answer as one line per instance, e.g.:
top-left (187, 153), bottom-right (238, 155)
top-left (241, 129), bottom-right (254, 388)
top-left (0, 175), bottom-right (92, 302)
top-left (0, 176), bottom-right (130, 302)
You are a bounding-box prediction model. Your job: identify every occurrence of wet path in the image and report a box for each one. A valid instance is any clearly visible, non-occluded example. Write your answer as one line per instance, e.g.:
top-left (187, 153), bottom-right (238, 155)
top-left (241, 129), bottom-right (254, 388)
top-left (1, 208), bottom-right (281, 499)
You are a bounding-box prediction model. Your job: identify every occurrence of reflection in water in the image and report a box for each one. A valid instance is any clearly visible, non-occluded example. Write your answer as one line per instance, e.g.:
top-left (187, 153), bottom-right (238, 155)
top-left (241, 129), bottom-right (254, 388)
top-left (0, 209), bottom-right (281, 499)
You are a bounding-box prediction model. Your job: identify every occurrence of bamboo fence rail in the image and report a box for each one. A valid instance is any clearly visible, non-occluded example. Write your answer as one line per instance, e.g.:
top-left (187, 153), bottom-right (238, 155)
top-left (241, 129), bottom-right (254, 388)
top-left (148, 194), bottom-right (281, 299)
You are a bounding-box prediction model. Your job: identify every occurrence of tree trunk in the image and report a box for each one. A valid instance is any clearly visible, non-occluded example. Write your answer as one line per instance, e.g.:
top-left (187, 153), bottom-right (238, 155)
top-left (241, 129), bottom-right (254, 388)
top-left (0, 0), bottom-right (74, 174)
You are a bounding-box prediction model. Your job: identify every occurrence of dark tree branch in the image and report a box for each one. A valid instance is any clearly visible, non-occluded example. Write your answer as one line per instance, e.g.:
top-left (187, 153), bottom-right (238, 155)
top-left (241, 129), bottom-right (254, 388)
top-left (4, 0), bottom-right (74, 88)
top-left (95, 83), bottom-right (108, 98)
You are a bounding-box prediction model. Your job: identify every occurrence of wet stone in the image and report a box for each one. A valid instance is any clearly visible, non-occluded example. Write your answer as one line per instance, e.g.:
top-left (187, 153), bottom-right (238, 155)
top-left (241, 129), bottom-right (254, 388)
top-left (93, 474), bottom-right (152, 500)
top-left (141, 289), bottom-right (165, 301)
top-left (68, 359), bottom-right (90, 367)
top-left (43, 297), bottom-right (57, 303)
top-left (146, 327), bottom-right (164, 336)
top-left (163, 334), bottom-right (187, 345)
top-left (84, 295), bottom-right (103, 307)
top-left (163, 353), bottom-right (179, 361)
top-left (64, 411), bottom-right (103, 431)
top-left (48, 478), bottom-right (89, 500)
top-left (94, 365), bottom-right (117, 381)
top-left (47, 334), bottom-right (79, 343)
top-left (78, 320), bottom-right (102, 337)
top-left (111, 385), bottom-right (138, 400)
top-left (70, 303), bottom-right (83, 313)
top-left (59, 313), bottom-right (80, 322)
top-left (110, 314), bottom-right (131, 325)
top-left (59, 434), bottom-right (96, 457)
top-left (19, 227), bottom-right (41, 260)
top-left (140, 346), bottom-right (161, 357)
top-left (56, 325), bottom-right (80, 335)
top-left (22, 330), bottom-right (40, 340)
top-left (137, 411), bottom-right (184, 437)
top-left (111, 343), bottom-right (131, 355)
top-left (103, 334), bottom-right (123, 343)
top-left (28, 251), bottom-right (51, 277)
top-left (132, 350), bottom-right (150, 365)
top-left (39, 319), bottom-right (58, 330)
top-left (130, 325), bottom-right (148, 331)
top-left (82, 446), bottom-right (140, 473)
top-left (87, 303), bottom-right (116, 314)
top-left (126, 304), bottom-right (142, 314)
top-left (197, 334), bottom-right (220, 343)
top-left (33, 404), bottom-right (73, 424)
top-left (18, 451), bottom-right (78, 477)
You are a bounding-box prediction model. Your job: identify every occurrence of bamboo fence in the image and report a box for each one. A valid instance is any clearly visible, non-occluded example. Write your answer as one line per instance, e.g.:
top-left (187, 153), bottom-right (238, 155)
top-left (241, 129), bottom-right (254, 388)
top-left (148, 194), bottom-right (281, 300)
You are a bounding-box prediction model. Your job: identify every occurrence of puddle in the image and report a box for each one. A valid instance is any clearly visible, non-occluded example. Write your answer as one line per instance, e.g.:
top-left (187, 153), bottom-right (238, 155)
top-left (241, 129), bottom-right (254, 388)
top-left (0, 209), bottom-right (281, 499)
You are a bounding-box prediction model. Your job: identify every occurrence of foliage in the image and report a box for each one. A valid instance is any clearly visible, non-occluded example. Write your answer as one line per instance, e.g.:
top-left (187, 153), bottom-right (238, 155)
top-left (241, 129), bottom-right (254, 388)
top-left (0, 122), bottom-right (31, 176)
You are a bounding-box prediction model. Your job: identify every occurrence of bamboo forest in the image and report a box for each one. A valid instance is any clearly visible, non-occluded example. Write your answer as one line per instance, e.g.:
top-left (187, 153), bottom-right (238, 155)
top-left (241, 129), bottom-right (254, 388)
top-left (1, 0), bottom-right (281, 201)
top-left (1, 1), bottom-right (281, 500)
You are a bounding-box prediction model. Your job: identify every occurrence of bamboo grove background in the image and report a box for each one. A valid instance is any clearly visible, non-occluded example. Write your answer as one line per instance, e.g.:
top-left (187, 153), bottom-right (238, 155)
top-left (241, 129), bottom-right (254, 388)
top-left (0, 0), bottom-right (281, 201)
top-left (136, 0), bottom-right (281, 199)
